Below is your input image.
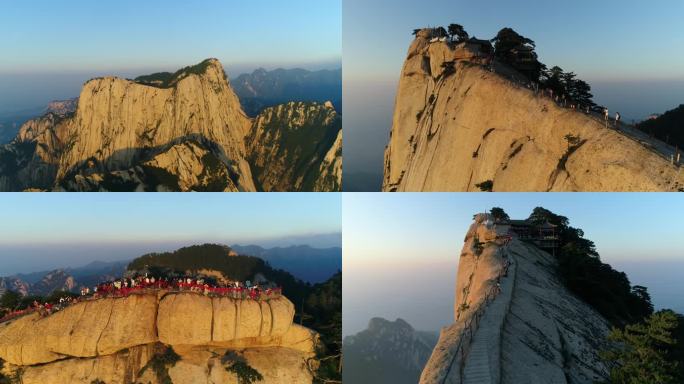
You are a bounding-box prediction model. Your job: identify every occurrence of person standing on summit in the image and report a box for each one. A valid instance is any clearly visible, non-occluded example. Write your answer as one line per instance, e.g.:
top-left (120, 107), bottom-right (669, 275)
top-left (615, 112), bottom-right (621, 127)
top-left (603, 107), bottom-right (609, 128)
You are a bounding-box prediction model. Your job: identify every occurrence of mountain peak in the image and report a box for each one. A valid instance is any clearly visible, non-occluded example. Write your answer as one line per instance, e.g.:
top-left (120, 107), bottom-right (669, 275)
top-left (132, 58), bottom-right (227, 89)
top-left (368, 317), bottom-right (413, 332)
top-left (419, 215), bottom-right (610, 383)
top-left (384, 26), bottom-right (684, 191)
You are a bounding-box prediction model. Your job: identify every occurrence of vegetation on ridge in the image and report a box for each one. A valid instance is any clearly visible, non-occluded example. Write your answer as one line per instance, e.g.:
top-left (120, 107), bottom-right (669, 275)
top-left (491, 207), bottom-right (652, 326)
top-left (133, 58), bottom-right (224, 88)
top-left (413, 24), bottom-right (596, 109)
top-left (600, 310), bottom-right (684, 384)
top-left (636, 104), bottom-right (684, 149)
top-left (524, 206), bottom-right (652, 325)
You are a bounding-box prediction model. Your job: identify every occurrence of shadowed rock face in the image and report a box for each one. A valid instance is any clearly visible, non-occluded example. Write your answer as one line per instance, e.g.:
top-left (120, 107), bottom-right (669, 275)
top-left (0, 292), bottom-right (318, 384)
top-left (0, 59), bottom-right (342, 192)
top-left (246, 101), bottom-right (342, 191)
top-left (383, 31), bottom-right (684, 191)
top-left (420, 214), bottom-right (610, 384)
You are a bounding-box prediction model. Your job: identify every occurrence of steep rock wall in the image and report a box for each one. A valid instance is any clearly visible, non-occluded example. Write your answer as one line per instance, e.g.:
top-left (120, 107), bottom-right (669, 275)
top-left (55, 59), bottom-right (255, 191)
top-left (314, 129), bottom-right (343, 191)
top-left (383, 33), bottom-right (684, 191)
top-left (0, 292), bottom-right (305, 366)
top-left (246, 101), bottom-right (341, 191)
top-left (0, 59), bottom-right (343, 191)
top-left (420, 214), bottom-right (610, 384)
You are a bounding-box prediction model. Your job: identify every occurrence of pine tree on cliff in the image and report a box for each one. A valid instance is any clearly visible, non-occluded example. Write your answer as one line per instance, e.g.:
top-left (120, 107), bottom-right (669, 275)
top-left (490, 27), bottom-right (543, 81)
top-left (489, 207), bottom-right (509, 222)
top-left (447, 23), bottom-right (469, 42)
top-left (600, 310), bottom-right (681, 384)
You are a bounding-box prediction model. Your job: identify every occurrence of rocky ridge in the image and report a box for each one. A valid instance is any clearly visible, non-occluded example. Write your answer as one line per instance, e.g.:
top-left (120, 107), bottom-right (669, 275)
top-left (383, 29), bottom-right (684, 191)
top-left (344, 317), bottom-right (437, 384)
top-left (419, 213), bottom-right (610, 384)
top-left (0, 292), bottom-right (318, 383)
top-left (0, 59), bottom-right (341, 191)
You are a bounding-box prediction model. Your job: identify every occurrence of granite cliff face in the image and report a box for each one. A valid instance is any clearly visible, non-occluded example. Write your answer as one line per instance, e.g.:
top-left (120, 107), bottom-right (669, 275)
top-left (383, 30), bottom-right (684, 191)
top-left (0, 292), bottom-right (318, 383)
top-left (247, 101), bottom-right (342, 191)
top-left (419, 214), bottom-right (610, 384)
top-left (0, 59), bottom-right (342, 191)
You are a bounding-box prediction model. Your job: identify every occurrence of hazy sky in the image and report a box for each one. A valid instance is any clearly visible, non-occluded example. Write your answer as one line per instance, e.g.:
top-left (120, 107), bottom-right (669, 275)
top-left (343, 193), bottom-right (684, 335)
top-left (0, 0), bottom-right (341, 114)
top-left (343, 0), bottom-right (684, 183)
top-left (0, 193), bottom-right (341, 275)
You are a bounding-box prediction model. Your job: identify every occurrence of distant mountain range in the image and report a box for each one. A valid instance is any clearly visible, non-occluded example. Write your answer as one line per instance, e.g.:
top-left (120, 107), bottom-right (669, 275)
top-left (232, 68), bottom-right (342, 117)
top-left (230, 244), bottom-right (341, 283)
top-left (343, 317), bottom-right (438, 384)
top-left (0, 98), bottom-right (77, 144)
top-left (0, 259), bottom-right (128, 297)
top-left (0, 243), bottom-right (340, 297)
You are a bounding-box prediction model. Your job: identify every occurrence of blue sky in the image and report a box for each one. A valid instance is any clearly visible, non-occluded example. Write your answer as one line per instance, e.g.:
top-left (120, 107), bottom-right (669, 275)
top-left (343, 193), bottom-right (684, 334)
top-left (0, 0), bottom-right (341, 115)
top-left (0, 193), bottom-right (341, 275)
top-left (0, 0), bottom-right (341, 73)
top-left (343, 0), bottom-right (684, 180)
top-left (344, 0), bottom-right (684, 82)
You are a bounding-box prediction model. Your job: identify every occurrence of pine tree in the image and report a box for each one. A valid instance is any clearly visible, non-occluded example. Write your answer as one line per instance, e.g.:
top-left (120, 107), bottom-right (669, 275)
top-left (601, 310), bottom-right (680, 384)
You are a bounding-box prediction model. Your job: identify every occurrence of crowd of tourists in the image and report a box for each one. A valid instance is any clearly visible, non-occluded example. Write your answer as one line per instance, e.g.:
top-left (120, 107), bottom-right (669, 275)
top-left (87, 275), bottom-right (282, 300)
top-left (0, 275), bottom-right (282, 323)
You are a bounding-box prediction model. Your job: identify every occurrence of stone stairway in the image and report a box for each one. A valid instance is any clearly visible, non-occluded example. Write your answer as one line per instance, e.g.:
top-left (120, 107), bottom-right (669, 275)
top-left (461, 245), bottom-right (518, 384)
top-left (462, 327), bottom-right (493, 384)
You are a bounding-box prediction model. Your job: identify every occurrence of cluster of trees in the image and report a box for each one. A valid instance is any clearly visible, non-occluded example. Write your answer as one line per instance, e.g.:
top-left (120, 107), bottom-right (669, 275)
top-left (636, 104), bottom-right (684, 149)
top-left (489, 207), bottom-right (510, 222)
top-left (412, 23), bottom-right (469, 43)
top-left (302, 272), bottom-right (342, 383)
top-left (525, 207), bottom-right (653, 325)
top-left (601, 310), bottom-right (684, 383)
top-left (541, 66), bottom-right (596, 108)
top-left (490, 28), bottom-right (596, 107)
top-left (134, 58), bottom-right (220, 88)
top-left (412, 24), bottom-right (596, 108)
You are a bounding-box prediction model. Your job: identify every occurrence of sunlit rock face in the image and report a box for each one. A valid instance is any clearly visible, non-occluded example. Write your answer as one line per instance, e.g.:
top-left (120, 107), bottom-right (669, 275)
top-left (0, 292), bottom-right (318, 384)
top-left (383, 29), bottom-right (684, 191)
top-left (0, 59), bottom-right (342, 192)
top-left (420, 214), bottom-right (610, 384)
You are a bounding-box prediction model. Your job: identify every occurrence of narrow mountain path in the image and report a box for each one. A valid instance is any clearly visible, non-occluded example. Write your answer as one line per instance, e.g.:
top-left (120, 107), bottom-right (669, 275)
top-left (462, 244), bottom-right (517, 384)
